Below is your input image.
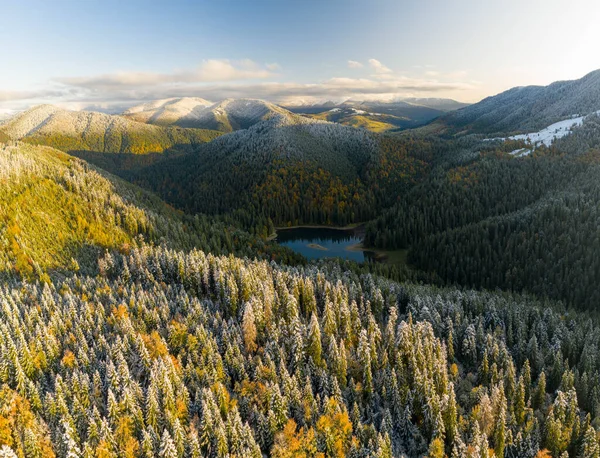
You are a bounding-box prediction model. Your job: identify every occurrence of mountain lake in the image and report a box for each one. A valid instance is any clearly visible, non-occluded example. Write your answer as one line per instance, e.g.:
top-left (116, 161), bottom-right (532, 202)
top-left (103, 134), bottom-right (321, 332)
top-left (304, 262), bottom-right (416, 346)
top-left (275, 226), bottom-right (377, 262)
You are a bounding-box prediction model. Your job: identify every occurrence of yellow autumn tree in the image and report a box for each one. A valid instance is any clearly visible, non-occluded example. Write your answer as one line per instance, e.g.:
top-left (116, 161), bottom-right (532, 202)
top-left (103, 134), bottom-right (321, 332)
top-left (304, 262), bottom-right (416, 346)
top-left (272, 419), bottom-right (318, 458)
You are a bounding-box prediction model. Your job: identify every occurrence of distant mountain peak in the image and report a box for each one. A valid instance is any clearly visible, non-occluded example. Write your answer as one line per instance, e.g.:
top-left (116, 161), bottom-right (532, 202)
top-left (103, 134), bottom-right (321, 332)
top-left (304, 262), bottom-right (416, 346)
top-left (122, 97), bottom-right (214, 126)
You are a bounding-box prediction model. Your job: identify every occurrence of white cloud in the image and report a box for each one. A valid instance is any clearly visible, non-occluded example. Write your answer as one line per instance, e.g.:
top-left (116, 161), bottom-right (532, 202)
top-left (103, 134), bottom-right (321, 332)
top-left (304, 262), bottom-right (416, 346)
top-left (56, 59), bottom-right (277, 90)
top-left (347, 60), bottom-right (363, 69)
top-left (368, 59), bottom-right (393, 74)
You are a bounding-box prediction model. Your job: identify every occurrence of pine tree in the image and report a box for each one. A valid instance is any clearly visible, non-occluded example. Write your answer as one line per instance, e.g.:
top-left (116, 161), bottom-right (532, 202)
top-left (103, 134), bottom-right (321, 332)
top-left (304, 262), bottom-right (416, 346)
top-left (62, 421), bottom-right (81, 458)
top-left (533, 372), bottom-right (547, 411)
top-left (159, 429), bottom-right (178, 458)
top-left (450, 436), bottom-right (467, 458)
top-left (443, 383), bottom-right (458, 448)
top-left (427, 437), bottom-right (445, 458)
top-left (515, 375), bottom-right (526, 425)
top-left (242, 302), bottom-right (258, 354)
top-left (376, 432), bottom-right (393, 458)
top-left (579, 425), bottom-right (600, 458)
top-left (494, 401), bottom-right (506, 458)
top-left (307, 313), bottom-right (323, 367)
top-left (23, 428), bottom-right (43, 458)
top-left (172, 419), bottom-right (185, 458)
top-left (141, 430), bottom-right (155, 458)
top-left (523, 359), bottom-right (532, 403)
top-left (544, 410), bottom-right (563, 457)
top-left (447, 327), bottom-right (455, 362)
top-left (358, 330), bottom-right (373, 396)
top-left (188, 430), bottom-right (202, 458)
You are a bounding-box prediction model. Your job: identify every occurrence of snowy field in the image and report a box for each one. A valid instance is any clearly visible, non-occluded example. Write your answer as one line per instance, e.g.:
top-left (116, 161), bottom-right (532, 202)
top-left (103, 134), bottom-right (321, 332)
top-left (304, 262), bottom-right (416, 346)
top-left (488, 110), bottom-right (600, 156)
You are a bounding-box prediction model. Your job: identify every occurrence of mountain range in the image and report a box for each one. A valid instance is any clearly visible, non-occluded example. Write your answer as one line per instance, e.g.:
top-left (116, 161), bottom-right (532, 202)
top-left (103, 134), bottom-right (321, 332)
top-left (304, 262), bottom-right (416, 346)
top-left (123, 98), bottom-right (295, 132)
top-left (120, 97), bottom-right (213, 125)
top-left (120, 96), bottom-right (468, 133)
top-left (285, 97), bottom-right (468, 113)
top-left (285, 98), bottom-right (468, 131)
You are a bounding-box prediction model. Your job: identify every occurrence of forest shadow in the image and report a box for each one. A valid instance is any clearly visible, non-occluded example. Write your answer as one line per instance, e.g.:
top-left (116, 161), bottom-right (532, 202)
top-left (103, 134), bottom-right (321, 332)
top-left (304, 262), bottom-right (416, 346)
top-left (67, 144), bottom-right (195, 177)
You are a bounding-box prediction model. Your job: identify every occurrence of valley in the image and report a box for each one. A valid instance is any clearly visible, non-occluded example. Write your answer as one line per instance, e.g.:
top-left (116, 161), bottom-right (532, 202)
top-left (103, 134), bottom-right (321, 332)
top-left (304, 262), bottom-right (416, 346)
top-left (4, 62), bottom-right (600, 458)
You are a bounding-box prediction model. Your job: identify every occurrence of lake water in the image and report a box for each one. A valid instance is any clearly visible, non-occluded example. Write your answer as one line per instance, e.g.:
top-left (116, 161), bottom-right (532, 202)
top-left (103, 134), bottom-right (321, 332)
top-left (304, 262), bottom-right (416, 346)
top-left (276, 227), bottom-right (375, 262)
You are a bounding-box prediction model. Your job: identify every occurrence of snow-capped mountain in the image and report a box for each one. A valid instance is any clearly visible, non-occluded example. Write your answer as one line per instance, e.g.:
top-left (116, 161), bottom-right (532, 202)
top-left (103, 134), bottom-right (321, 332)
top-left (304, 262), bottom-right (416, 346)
top-left (123, 98), bottom-right (294, 132)
top-left (124, 97), bottom-right (468, 133)
top-left (122, 97), bottom-right (213, 126)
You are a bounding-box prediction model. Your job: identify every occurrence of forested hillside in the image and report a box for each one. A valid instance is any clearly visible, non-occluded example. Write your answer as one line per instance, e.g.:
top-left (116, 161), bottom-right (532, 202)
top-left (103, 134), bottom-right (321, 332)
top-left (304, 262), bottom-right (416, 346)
top-left (304, 108), bottom-right (405, 133)
top-left (365, 114), bottom-right (600, 309)
top-left (8, 134), bottom-right (600, 458)
top-left (0, 141), bottom-right (299, 280)
top-left (287, 99), bottom-right (466, 132)
top-left (435, 69), bottom-right (600, 135)
top-left (0, 105), bottom-right (221, 155)
top-left (129, 118), bottom-right (446, 234)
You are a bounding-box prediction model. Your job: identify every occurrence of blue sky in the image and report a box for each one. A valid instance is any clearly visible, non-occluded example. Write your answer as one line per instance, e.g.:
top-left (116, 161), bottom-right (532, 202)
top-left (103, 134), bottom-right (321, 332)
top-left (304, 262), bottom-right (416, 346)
top-left (1, 0), bottom-right (600, 112)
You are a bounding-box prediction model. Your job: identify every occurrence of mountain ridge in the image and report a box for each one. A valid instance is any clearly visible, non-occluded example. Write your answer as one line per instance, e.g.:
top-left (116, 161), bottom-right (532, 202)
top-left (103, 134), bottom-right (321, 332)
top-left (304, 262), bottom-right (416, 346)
top-left (122, 97), bottom-right (295, 132)
top-left (435, 69), bottom-right (600, 135)
top-left (0, 104), bottom-right (221, 154)
top-left (122, 97), bottom-right (213, 125)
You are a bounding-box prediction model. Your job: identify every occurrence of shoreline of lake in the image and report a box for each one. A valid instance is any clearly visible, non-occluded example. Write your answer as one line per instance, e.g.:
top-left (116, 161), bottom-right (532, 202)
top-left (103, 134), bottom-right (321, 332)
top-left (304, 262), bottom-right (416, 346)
top-left (345, 242), bottom-right (387, 262)
top-left (275, 223), bottom-right (363, 231)
top-left (269, 223), bottom-right (365, 240)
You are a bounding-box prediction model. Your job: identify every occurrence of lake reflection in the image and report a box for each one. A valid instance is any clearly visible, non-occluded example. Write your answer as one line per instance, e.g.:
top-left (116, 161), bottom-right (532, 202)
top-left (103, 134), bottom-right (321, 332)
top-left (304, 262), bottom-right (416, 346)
top-left (276, 227), bottom-right (375, 262)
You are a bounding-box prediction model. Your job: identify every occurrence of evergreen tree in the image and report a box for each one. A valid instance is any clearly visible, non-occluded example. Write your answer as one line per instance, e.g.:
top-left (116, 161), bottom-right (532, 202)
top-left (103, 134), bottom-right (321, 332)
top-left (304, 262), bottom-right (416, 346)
top-left (159, 429), bottom-right (178, 458)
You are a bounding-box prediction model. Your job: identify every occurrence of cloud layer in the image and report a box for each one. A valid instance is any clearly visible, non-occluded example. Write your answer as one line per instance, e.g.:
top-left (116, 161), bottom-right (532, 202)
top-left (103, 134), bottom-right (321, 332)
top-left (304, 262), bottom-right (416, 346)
top-left (57, 59), bottom-right (277, 90)
top-left (1, 58), bottom-right (478, 112)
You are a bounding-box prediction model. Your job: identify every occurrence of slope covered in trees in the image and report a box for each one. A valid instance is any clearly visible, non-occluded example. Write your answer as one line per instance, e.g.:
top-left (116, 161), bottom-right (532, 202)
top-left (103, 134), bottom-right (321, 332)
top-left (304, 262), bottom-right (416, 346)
top-left (0, 105), bottom-right (221, 155)
top-left (2, 241), bottom-right (600, 457)
top-left (365, 115), bottom-right (600, 309)
top-left (0, 141), bottom-right (300, 281)
top-left (433, 69), bottom-right (600, 135)
top-left (128, 117), bottom-right (445, 233)
top-left (304, 108), bottom-right (424, 133)
top-left (286, 99), bottom-right (467, 130)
